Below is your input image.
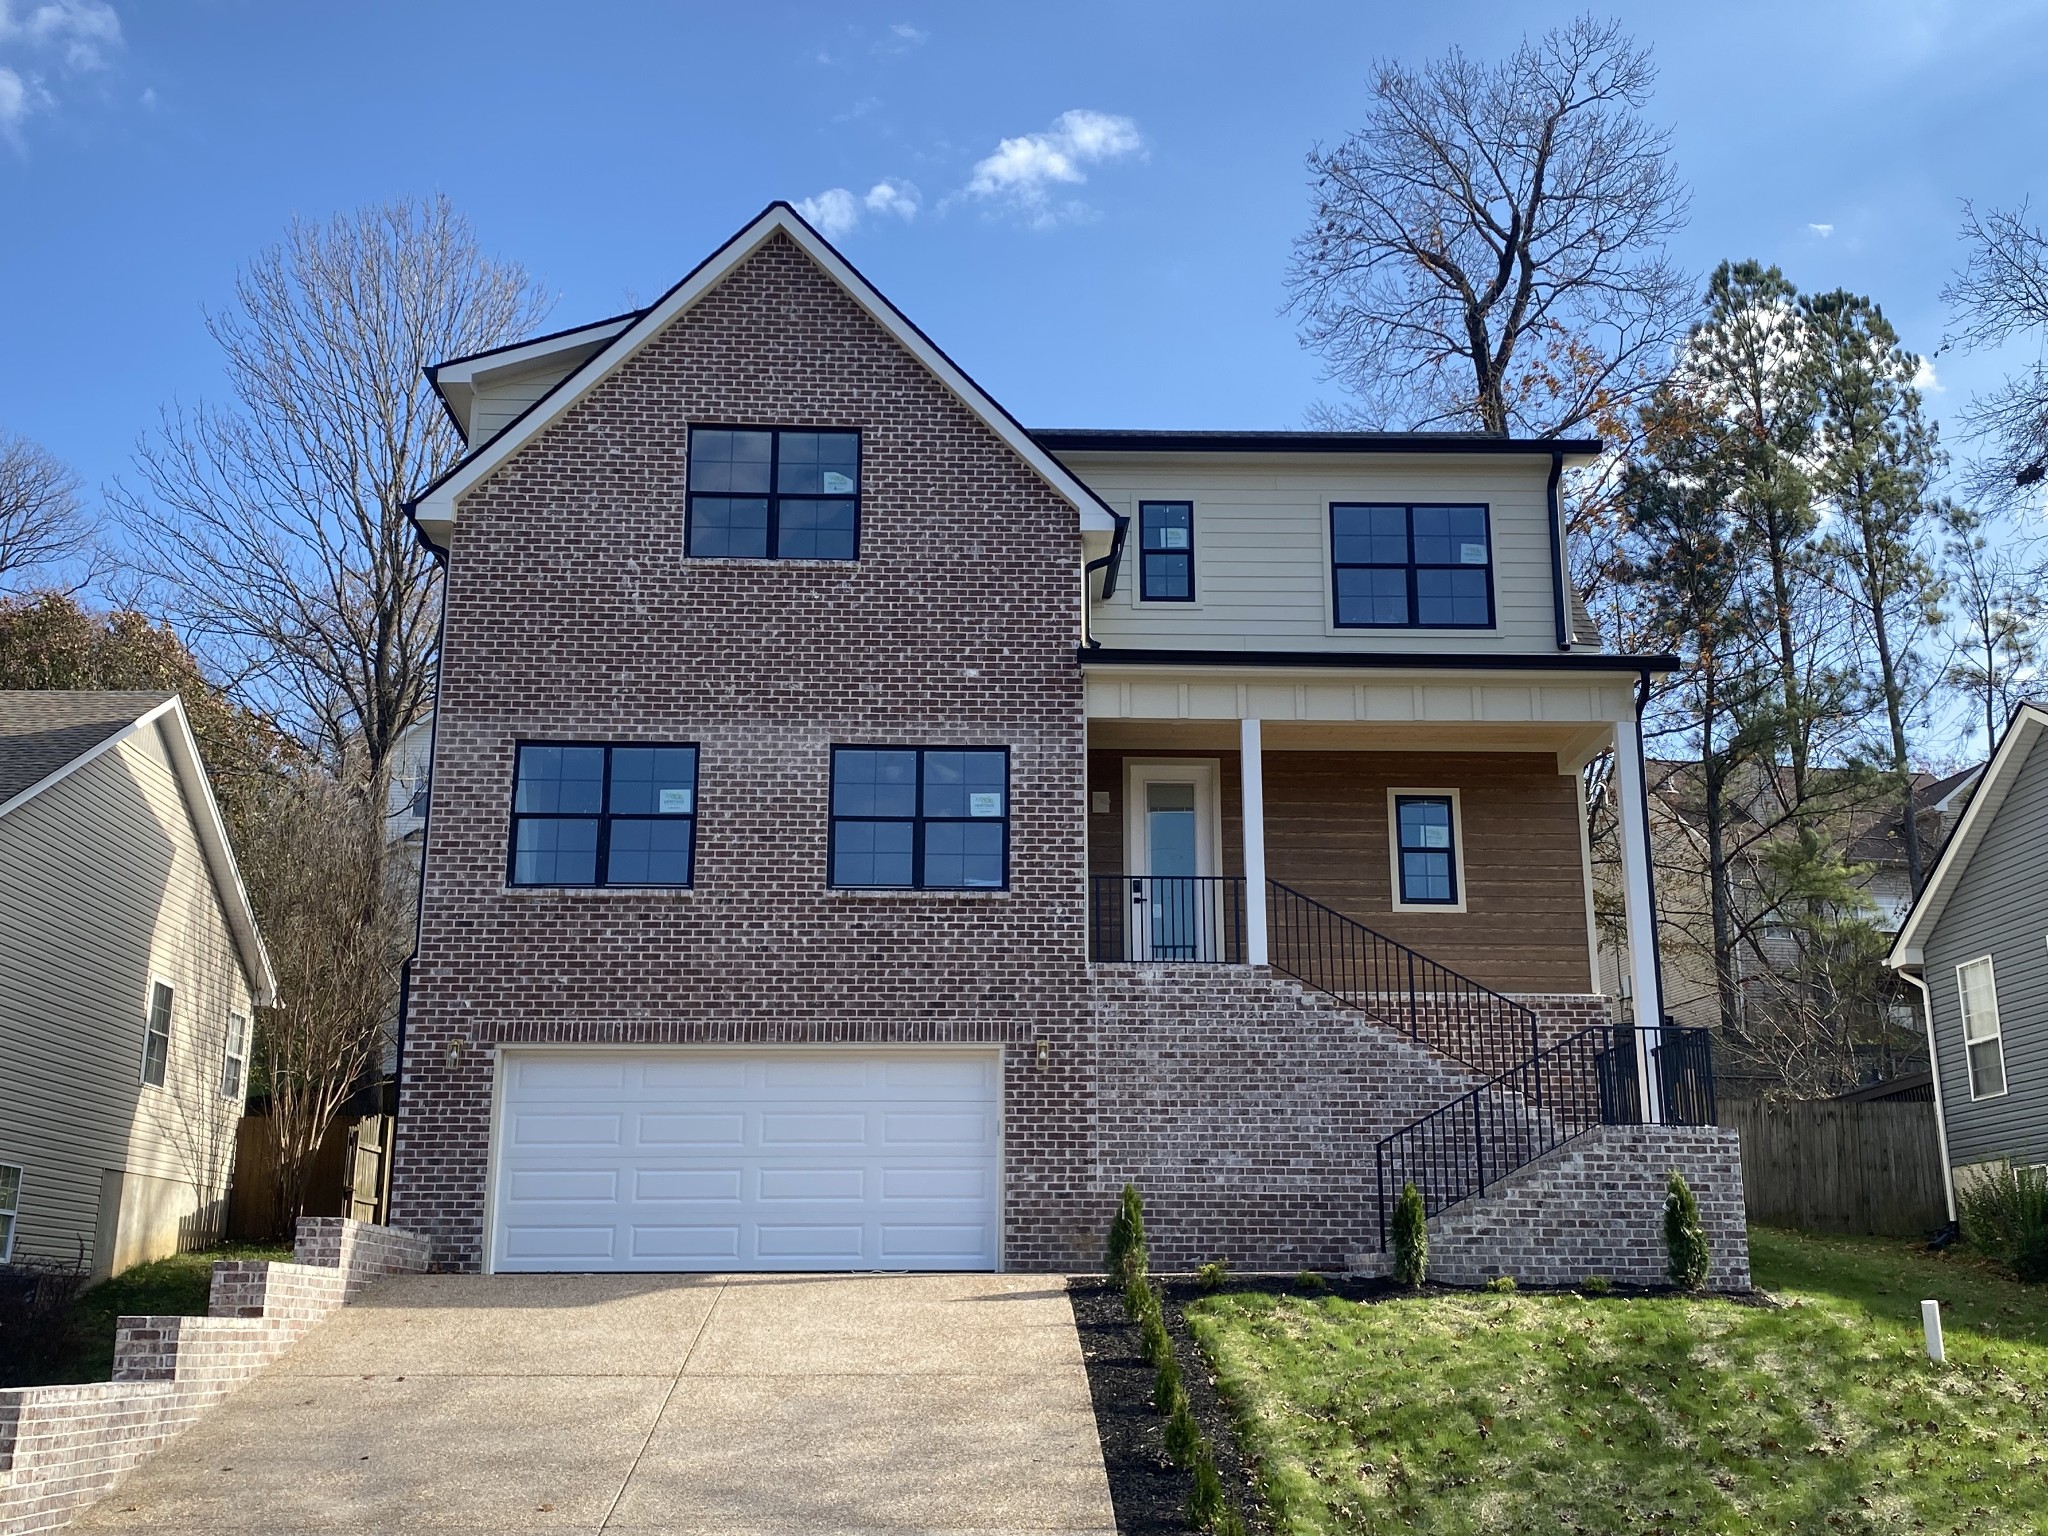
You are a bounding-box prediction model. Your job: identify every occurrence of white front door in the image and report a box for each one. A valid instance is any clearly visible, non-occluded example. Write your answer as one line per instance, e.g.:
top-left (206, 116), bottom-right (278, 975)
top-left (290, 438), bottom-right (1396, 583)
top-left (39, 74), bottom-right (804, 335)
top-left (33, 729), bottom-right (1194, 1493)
top-left (1122, 760), bottom-right (1223, 961)
top-left (490, 1046), bottom-right (1001, 1273)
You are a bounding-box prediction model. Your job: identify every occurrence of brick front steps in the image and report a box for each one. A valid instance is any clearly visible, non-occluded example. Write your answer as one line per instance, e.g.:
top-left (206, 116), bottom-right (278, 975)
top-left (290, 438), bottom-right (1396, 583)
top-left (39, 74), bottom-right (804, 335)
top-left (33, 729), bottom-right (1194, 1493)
top-left (0, 1218), bottom-right (429, 1536)
top-left (1348, 1124), bottom-right (1752, 1290)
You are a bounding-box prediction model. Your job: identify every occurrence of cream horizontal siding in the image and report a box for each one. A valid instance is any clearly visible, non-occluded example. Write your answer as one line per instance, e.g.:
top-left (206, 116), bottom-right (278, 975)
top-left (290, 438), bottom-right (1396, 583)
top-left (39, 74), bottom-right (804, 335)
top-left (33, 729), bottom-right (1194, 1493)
top-left (468, 358), bottom-right (584, 447)
top-left (1071, 454), bottom-right (1564, 655)
top-left (0, 724), bottom-right (252, 1269)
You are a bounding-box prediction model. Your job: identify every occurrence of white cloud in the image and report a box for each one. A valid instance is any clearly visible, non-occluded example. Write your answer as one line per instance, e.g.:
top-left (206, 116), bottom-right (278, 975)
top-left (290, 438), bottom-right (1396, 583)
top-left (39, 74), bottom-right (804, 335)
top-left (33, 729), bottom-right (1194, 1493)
top-left (21, 0), bottom-right (121, 68)
top-left (1808, 222), bottom-right (1835, 237)
top-left (0, 0), bottom-right (120, 136)
top-left (0, 64), bottom-right (28, 127)
top-left (889, 22), bottom-right (926, 43)
top-left (1912, 356), bottom-right (1944, 394)
top-left (798, 179), bottom-right (922, 240)
top-left (963, 109), bottom-right (1144, 226)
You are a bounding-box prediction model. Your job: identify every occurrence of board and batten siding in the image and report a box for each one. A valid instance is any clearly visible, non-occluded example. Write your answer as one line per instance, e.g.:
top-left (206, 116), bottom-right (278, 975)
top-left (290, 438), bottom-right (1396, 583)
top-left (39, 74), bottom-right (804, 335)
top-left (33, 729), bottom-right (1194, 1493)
top-left (0, 722), bottom-right (254, 1273)
top-left (1923, 730), bottom-right (2048, 1171)
top-left (1071, 453), bottom-right (1565, 655)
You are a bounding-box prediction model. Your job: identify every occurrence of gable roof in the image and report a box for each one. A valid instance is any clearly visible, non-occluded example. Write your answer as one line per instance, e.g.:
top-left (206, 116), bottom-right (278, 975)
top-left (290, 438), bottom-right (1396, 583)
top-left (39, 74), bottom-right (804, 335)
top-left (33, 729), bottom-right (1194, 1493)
top-left (1889, 702), bottom-right (2048, 968)
top-left (408, 202), bottom-right (1120, 550)
top-left (0, 691), bottom-right (278, 1004)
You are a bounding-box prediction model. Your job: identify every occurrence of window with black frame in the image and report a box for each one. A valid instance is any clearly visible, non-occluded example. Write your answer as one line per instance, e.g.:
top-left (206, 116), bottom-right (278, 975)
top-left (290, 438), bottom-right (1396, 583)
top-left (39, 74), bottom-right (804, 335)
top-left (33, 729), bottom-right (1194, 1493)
top-left (1138, 500), bottom-right (1194, 601)
top-left (686, 427), bottom-right (860, 560)
top-left (1393, 794), bottom-right (1460, 906)
top-left (509, 743), bottom-right (699, 887)
top-left (1331, 503), bottom-right (1493, 628)
top-left (830, 747), bottom-right (1009, 889)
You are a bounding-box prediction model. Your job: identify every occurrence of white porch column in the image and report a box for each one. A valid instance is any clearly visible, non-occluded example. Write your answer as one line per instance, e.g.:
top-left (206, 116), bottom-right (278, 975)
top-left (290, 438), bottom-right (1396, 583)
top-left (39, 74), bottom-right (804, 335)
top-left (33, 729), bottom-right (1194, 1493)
top-left (1240, 716), bottom-right (1269, 967)
top-left (1612, 715), bottom-right (1665, 1122)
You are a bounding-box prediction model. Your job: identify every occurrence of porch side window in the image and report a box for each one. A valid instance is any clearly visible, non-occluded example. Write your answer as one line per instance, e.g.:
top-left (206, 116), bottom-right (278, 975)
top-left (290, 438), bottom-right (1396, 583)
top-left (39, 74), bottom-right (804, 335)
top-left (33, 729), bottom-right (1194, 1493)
top-left (1392, 793), bottom-right (1460, 907)
top-left (221, 1011), bottom-right (250, 1101)
top-left (509, 743), bottom-right (699, 888)
top-left (686, 427), bottom-right (860, 560)
top-left (1138, 501), bottom-right (1195, 601)
top-left (830, 747), bottom-right (1008, 890)
top-left (0, 1165), bottom-right (18, 1262)
top-left (142, 981), bottom-right (173, 1087)
top-left (1957, 955), bottom-right (2007, 1099)
top-left (1331, 503), bottom-right (1493, 628)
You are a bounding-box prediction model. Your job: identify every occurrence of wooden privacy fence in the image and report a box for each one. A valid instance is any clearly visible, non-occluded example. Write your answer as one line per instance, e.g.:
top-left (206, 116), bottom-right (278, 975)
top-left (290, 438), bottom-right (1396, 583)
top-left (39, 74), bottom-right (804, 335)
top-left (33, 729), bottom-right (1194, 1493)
top-left (1720, 1099), bottom-right (1948, 1237)
top-left (226, 1113), bottom-right (394, 1241)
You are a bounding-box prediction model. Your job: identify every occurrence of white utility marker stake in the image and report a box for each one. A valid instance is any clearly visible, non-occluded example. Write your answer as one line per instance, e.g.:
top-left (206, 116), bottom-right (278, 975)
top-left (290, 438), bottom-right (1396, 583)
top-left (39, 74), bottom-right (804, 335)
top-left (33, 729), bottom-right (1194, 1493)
top-left (1922, 1299), bottom-right (1945, 1363)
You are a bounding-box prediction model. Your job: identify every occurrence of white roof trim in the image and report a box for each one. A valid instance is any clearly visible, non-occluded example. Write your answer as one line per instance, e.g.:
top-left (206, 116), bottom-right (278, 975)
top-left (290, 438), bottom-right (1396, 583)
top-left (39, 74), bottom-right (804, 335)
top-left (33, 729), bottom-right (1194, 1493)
top-left (1889, 703), bottom-right (2048, 969)
top-left (409, 203), bottom-right (1119, 549)
top-left (0, 695), bottom-right (279, 1005)
top-left (428, 316), bottom-right (637, 441)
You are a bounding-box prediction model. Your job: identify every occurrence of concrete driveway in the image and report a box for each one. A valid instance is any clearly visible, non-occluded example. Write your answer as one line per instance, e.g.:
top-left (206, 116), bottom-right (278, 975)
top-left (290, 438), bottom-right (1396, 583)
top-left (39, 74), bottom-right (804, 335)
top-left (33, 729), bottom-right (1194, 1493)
top-left (76, 1272), bottom-right (1117, 1535)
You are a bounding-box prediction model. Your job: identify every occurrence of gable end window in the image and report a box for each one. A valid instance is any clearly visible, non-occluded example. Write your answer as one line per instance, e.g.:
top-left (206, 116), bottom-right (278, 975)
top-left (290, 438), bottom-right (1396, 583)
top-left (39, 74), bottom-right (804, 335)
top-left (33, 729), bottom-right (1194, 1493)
top-left (509, 743), bottom-right (699, 888)
top-left (1331, 503), bottom-right (1494, 628)
top-left (142, 981), bottom-right (173, 1087)
top-left (1138, 501), bottom-right (1195, 601)
top-left (1389, 790), bottom-right (1465, 910)
top-left (1956, 955), bottom-right (2007, 1099)
top-left (830, 747), bottom-right (1009, 890)
top-left (221, 1011), bottom-right (250, 1101)
top-left (0, 1165), bottom-right (18, 1262)
top-left (687, 427), bottom-right (860, 560)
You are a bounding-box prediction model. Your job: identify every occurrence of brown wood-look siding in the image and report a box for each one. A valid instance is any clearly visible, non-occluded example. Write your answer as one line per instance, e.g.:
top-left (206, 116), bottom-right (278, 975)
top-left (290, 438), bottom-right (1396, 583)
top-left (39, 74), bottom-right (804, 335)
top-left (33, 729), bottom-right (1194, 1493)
top-left (1087, 748), bottom-right (1592, 994)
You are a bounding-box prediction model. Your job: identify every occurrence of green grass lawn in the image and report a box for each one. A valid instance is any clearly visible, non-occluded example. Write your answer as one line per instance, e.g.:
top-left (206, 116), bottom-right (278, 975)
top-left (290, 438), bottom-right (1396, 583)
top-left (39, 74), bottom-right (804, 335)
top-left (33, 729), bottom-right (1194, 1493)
top-left (1186, 1229), bottom-right (2048, 1535)
top-left (17, 1242), bottom-right (294, 1387)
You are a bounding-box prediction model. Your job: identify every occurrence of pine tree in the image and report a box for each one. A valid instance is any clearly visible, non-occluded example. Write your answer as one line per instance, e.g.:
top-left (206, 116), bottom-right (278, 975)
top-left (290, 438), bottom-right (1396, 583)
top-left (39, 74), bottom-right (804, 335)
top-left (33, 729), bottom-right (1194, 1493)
top-left (1664, 1169), bottom-right (1711, 1289)
top-left (1390, 1181), bottom-right (1429, 1287)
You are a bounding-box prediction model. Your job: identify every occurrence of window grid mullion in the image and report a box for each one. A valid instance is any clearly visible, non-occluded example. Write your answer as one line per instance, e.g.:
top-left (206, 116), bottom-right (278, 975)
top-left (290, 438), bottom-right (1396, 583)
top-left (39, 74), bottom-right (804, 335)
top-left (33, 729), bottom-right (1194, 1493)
top-left (767, 433), bottom-right (782, 558)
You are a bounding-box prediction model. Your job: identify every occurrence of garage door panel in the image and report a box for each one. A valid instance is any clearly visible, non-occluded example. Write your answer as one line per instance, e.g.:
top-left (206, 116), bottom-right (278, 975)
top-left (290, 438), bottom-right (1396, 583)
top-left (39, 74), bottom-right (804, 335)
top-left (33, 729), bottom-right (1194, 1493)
top-left (493, 1048), bottom-right (1000, 1273)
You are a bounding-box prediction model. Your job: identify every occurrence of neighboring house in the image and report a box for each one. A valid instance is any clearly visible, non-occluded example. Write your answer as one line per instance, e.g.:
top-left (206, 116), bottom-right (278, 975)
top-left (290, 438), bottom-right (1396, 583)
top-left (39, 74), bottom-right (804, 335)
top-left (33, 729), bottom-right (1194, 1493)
top-left (391, 203), bottom-right (1741, 1281)
top-left (1890, 702), bottom-right (2048, 1208)
top-left (0, 692), bottom-right (276, 1278)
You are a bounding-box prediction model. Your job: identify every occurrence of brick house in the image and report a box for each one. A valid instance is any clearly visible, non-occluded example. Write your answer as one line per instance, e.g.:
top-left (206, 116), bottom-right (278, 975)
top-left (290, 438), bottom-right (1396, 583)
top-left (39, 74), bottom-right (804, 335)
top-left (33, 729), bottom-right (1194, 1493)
top-left (392, 203), bottom-right (1745, 1285)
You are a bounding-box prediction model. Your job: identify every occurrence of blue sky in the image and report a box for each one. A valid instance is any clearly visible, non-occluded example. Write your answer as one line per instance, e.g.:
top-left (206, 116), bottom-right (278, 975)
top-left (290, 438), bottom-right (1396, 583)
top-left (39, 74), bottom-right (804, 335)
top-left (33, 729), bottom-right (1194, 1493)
top-left (3, 0), bottom-right (2046, 501)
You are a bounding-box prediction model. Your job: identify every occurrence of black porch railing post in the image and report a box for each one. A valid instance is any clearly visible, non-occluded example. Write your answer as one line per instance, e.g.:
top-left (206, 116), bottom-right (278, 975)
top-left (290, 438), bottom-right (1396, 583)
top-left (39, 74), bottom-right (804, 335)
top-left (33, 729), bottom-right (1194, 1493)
top-left (1472, 1091), bottom-right (1485, 1198)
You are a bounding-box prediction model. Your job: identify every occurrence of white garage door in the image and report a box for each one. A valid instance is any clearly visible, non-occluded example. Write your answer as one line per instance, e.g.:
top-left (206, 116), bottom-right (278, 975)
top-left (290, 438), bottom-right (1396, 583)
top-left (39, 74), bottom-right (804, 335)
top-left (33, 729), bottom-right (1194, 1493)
top-left (490, 1047), bottom-right (1001, 1273)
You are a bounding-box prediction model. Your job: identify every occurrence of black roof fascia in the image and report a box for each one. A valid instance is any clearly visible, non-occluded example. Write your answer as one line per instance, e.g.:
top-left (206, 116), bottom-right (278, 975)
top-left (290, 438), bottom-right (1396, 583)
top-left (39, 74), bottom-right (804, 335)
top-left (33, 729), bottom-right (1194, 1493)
top-left (1032, 429), bottom-right (1605, 456)
top-left (1075, 646), bottom-right (1678, 675)
top-left (424, 308), bottom-right (646, 382)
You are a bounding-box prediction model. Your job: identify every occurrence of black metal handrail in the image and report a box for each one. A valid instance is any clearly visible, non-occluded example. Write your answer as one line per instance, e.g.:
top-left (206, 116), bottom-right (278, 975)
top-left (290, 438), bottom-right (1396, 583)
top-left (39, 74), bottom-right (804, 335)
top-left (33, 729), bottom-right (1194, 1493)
top-left (1265, 881), bottom-right (1538, 1081)
top-left (1089, 875), bottom-right (1247, 964)
top-left (1374, 1023), bottom-right (1718, 1242)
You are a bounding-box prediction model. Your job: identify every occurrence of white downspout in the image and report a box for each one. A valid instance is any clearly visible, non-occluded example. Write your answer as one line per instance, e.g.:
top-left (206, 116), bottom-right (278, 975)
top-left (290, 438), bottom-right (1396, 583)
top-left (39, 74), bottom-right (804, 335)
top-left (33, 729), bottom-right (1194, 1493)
top-left (1897, 967), bottom-right (1958, 1223)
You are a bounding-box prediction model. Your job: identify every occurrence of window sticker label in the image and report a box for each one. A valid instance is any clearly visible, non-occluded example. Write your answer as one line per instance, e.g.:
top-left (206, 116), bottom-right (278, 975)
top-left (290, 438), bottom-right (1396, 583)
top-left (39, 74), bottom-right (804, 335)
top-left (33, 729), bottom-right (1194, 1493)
top-left (1420, 824), bottom-right (1450, 848)
top-left (1460, 543), bottom-right (1487, 564)
top-left (1159, 527), bottom-right (1189, 549)
top-left (822, 471), bottom-right (855, 493)
top-left (969, 792), bottom-right (1004, 817)
top-left (659, 787), bottom-right (695, 814)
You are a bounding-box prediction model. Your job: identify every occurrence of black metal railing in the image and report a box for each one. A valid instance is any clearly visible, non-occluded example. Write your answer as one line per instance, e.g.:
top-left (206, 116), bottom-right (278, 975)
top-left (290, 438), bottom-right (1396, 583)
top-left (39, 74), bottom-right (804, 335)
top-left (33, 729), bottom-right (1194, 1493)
top-left (1375, 1023), bottom-right (1718, 1241)
top-left (1089, 875), bottom-right (1247, 964)
top-left (1265, 881), bottom-right (1538, 1081)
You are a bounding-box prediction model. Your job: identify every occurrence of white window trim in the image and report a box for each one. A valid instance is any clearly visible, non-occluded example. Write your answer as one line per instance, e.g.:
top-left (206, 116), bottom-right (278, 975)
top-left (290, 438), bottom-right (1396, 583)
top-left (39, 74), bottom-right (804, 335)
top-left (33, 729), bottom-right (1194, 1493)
top-left (1956, 954), bottom-right (2009, 1102)
top-left (0, 1163), bottom-right (20, 1263)
top-left (221, 1010), bottom-right (250, 1101)
top-left (1388, 787), bottom-right (1468, 914)
top-left (142, 977), bottom-right (175, 1090)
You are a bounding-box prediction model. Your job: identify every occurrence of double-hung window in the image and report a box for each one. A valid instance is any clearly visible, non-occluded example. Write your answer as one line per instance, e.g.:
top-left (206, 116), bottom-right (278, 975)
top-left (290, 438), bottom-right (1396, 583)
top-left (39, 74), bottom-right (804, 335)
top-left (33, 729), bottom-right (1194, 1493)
top-left (509, 743), bottom-right (700, 888)
top-left (1331, 503), bottom-right (1494, 628)
top-left (221, 1012), bottom-right (250, 1101)
top-left (0, 1165), bottom-right (18, 1262)
top-left (1391, 792), bottom-right (1462, 908)
top-left (1138, 501), bottom-right (1195, 601)
top-left (686, 427), bottom-right (860, 560)
top-left (1957, 956), bottom-right (2008, 1099)
top-left (830, 748), bottom-right (1009, 889)
top-left (142, 981), bottom-right (173, 1087)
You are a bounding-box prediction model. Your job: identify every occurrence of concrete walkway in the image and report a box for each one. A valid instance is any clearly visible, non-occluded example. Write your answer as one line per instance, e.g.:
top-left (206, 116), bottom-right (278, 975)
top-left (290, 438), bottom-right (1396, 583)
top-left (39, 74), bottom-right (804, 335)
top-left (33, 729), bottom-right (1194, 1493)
top-left (74, 1272), bottom-right (1117, 1535)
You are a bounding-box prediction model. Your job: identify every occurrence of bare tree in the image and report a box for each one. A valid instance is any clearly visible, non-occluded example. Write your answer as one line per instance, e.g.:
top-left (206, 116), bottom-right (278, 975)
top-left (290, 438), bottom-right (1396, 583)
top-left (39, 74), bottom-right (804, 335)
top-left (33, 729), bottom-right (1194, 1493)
top-left (236, 772), bottom-right (408, 1236)
top-left (1944, 507), bottom-right (2042, 748)
top-left (1942, 200), bottom-right (2048, 505)
top-left (1289, 14), bottom-right (1692, 437)
top-left (0, 432), bottom-right (90, 594)
top-left (112, 196), bottom-right (549, 776)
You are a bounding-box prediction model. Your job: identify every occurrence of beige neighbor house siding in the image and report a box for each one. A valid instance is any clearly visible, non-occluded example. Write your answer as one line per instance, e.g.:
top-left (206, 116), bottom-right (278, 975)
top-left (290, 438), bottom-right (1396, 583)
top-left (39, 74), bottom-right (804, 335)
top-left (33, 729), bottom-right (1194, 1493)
top-left (1073, 453), bottom-right (1565, 655)
top-left (0, 722), bottom-right (254, 1276)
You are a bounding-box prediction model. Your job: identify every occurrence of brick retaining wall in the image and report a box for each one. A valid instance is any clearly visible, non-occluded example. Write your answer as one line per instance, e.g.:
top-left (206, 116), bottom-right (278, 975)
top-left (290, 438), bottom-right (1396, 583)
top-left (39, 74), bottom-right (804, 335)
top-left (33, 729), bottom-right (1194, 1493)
top-left (0, 1218), bottom-right (428, 1536)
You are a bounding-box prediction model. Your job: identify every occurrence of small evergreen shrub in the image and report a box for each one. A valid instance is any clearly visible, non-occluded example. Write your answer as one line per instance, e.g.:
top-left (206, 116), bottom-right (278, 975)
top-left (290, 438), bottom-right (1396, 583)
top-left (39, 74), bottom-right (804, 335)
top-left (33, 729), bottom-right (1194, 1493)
top-left (1390, 1180), bottom-right (1428, 1288)
top-left (1119, 1245), bottom-right (1153, 1317)
top-left (1582, 1272), bottom-right (1613, 1296)
top-left (1154, 1350), bottom-right (1185, 1416)
top-left (1194, 1258), bottom-right (1230, 1293)
top-left (1294, 1269), bottom-right (1329, 1293)
top-left (1664, 1168), bottom-right (1711, 1289)
top-left (1188, 1447), bottom-right (1227, 1529)
top-left (1105, 1182), bottom-right (1146, 1279)
top-left (1958, 1162), bottom-right (2048, 1282)
top-left (1138, 1291), bottom-right (1172, 1366)
top-left (1484, 1274), bottom-right (1517, 1293)
top-left (1163, 1395), bottom-right (1201, 1467)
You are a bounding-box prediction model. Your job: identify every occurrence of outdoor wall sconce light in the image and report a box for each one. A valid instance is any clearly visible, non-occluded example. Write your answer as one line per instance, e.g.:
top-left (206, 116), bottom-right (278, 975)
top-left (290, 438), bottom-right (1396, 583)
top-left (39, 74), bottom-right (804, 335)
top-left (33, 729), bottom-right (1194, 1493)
top-left (1037, 1038), bottom-right (1051, 1068)
top-left (445, 1037), bottom-right (465, 1070)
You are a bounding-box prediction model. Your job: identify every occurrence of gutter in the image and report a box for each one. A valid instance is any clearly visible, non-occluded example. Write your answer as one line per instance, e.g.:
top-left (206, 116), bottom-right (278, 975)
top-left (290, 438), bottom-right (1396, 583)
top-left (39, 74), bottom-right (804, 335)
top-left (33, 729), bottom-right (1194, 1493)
top-left (1895, 967), bottom-right (1959, 1221)
top-left (1546, 449), bottom-right (1570, 652)
top-left (1076, 646), bottom-right (1677, 678)
top-left (1080, 511), bottom-right (1130, 650)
